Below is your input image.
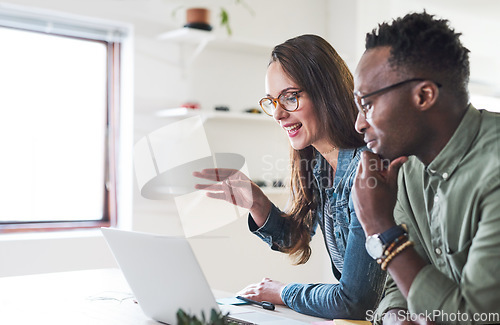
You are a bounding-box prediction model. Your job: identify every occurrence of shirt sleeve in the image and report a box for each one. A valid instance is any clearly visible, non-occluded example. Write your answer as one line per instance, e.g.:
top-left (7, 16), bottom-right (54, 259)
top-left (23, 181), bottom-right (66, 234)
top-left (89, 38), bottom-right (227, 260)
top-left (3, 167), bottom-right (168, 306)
top-left (407, 179), bottom-right (500, 323)
top-left (373, 275), bottom-right (407, 324)
top-left (280, 195), bottom-right (386, 320)
top-left (373, 227), bottom-right (433, 324)
top-left (248, 203), bottom-right (292, 251)
top-left (374, 168), bottom-right (429, 323)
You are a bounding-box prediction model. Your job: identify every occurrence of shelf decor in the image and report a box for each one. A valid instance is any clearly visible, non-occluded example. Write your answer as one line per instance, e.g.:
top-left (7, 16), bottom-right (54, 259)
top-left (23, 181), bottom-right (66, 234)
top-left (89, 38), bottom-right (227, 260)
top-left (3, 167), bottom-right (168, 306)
top-left (171, 0), bottom-right (254, 36)
top-left (184, 7), bottom-right (212, 31)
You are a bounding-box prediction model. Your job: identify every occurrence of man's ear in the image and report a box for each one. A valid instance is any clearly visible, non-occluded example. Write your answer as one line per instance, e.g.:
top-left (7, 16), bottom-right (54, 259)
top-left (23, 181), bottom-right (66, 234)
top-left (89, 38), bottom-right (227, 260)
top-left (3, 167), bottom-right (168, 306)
top-left (412, 81), bottom-right (439, 112)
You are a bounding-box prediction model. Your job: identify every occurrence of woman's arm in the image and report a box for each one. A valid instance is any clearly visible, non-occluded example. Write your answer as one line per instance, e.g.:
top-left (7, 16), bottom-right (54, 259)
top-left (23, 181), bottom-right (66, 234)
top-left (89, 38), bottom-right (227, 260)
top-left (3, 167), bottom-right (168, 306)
top-left (280, 199), bottom-right (386, 319)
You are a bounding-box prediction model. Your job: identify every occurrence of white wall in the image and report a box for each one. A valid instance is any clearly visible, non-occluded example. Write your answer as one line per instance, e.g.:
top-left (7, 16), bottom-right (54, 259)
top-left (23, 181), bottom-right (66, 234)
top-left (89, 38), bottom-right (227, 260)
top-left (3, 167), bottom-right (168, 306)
top-left (1, 0), bottom-right (498, 294)
top-left (335, 0), bottom-right (500, 99)
top-left (0, 0), bottom-right (334, 291)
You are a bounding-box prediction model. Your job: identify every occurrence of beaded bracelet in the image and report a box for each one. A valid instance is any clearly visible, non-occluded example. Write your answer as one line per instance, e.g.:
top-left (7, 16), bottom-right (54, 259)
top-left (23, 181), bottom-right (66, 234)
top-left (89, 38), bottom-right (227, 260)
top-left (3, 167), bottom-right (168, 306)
top-left (381, 240), bottom-right (414, 271)
top-left (376, 235), bottom-right (409, 265)
top-left (384, 234), bottom-right (409, 256)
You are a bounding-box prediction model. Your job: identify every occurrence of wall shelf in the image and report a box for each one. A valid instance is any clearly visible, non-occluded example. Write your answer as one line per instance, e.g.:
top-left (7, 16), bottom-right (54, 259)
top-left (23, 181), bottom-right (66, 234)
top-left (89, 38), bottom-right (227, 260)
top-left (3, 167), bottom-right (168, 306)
top-left (156, 107), bottom-right (273, 123)
top-left (158, 28), bottom-right (273, 58)
top-left (158, 27), bottom-right (216, 44)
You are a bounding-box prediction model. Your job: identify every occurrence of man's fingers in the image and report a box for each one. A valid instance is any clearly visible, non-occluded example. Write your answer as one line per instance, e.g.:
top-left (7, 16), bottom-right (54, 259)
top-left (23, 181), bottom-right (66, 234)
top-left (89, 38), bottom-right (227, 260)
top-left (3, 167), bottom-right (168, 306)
top-left (359, 151), bottom-right (385, 176)
top-left (355, 155), bottom-right (364, 177)
top-left (387, 156), bottom-right (408, 185)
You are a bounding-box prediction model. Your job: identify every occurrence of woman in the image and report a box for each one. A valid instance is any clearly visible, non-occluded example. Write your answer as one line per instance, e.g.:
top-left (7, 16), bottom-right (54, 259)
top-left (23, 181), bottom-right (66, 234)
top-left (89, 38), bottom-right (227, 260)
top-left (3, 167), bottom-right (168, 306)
top-left (194, 34), bottom-right (385, 320)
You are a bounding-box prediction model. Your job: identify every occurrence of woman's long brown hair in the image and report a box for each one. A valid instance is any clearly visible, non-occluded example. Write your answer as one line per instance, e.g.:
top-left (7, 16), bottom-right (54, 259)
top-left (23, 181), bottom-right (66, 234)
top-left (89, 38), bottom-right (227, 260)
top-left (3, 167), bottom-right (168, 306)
top-left (270, 35), bottom-right (364, 264)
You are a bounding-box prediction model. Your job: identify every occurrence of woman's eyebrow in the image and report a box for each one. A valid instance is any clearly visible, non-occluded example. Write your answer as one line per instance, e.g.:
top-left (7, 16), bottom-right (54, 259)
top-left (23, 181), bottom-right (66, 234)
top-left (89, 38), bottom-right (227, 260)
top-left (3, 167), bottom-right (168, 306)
top-left (266, 87), bottom-right (301, 97)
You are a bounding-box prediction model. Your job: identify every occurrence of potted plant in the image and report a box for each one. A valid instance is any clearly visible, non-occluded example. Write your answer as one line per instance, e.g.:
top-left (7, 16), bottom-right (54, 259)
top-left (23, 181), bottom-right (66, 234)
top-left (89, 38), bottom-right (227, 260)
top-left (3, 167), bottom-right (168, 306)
top-left (185, 7), bottom-right (212, 31)
top-left (172, 0), bottom-right (254, 36)
top-left (176, 308), bottom-right (236, 325)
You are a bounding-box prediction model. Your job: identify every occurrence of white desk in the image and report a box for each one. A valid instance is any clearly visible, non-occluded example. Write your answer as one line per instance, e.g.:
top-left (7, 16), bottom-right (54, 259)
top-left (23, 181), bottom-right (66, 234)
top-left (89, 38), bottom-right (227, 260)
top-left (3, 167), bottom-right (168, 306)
top-left (0, 268), bottom-right (329, 325)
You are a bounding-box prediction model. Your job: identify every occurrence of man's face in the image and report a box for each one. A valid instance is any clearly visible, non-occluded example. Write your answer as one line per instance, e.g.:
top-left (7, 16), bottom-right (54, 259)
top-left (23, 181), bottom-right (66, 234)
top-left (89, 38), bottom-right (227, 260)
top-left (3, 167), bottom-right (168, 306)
top-left (354, 46), bottom-right (421, 161)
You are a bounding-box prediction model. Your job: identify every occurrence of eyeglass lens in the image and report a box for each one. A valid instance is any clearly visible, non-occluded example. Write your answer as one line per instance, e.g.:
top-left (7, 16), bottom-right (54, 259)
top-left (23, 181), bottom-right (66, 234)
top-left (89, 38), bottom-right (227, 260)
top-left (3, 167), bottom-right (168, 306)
top-left (260, 92), bottom-right (299, 115)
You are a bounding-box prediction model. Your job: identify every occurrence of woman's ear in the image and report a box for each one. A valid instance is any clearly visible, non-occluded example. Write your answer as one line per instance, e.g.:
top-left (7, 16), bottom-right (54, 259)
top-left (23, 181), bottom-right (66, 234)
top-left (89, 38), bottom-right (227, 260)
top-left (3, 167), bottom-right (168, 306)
top-left (412, 81), bottom-right (440, 112)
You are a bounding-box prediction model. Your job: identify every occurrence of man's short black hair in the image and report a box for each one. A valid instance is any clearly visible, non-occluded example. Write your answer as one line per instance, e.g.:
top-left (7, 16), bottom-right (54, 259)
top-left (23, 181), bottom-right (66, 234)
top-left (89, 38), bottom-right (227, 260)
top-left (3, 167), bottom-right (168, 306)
top-left (366, 11), bottom-right (470, 101)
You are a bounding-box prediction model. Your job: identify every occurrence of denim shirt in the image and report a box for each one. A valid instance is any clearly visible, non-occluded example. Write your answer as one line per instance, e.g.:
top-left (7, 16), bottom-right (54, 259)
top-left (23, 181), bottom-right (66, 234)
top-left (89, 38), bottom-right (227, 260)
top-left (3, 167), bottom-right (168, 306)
top-left (249, 147), bottom-right (386, 320)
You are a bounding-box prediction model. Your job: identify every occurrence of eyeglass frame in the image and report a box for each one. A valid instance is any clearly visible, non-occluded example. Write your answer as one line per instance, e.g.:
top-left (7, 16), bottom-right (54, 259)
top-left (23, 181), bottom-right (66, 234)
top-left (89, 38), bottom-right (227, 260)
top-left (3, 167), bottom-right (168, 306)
top-left (354, 78), bottom-right (442, 119)
top-left (259, 89), bottom-right (304, 116)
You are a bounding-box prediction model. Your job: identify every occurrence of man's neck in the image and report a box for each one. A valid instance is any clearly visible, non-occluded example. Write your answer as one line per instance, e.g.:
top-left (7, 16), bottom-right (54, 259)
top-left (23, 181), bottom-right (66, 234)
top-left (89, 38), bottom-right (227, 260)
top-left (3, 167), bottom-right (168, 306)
top-left (417, 104), bottom-right (469, 166)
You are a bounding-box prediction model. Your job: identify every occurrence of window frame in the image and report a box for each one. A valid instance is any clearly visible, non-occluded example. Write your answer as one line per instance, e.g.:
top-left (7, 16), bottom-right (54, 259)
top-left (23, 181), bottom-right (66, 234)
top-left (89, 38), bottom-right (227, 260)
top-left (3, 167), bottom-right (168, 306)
top-left (0, 5), bottom-right (131, 233)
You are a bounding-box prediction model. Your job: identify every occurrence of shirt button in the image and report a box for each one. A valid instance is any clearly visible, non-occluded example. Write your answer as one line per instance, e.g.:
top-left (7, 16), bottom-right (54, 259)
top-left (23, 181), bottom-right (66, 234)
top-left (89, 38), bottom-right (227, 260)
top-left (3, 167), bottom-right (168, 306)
top-left (434, 195), bottom-right (439, 203)
top-left (442, 172), bottom-right (449, 180)
top-left (435, 247), bottom-right (442, 255)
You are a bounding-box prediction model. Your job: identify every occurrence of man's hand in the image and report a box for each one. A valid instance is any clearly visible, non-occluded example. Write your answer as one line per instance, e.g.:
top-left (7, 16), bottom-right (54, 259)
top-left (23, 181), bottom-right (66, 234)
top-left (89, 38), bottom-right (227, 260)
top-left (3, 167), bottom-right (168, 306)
top-left (352, 151), bottom-right (408, 236)
top-left (236, 278), bottom-right (286, 305)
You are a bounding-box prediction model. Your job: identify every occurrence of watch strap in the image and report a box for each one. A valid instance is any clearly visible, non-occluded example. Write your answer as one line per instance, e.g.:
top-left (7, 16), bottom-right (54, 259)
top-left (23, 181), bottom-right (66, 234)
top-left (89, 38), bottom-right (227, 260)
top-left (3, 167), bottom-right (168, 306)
top-left (379, 224), bottom-right (407, 245)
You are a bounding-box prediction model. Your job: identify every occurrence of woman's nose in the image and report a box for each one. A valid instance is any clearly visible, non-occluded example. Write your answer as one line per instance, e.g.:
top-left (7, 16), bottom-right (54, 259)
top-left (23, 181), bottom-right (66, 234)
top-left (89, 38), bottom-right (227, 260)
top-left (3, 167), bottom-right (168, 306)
top-left (272, 104), bottom-right (289, 122)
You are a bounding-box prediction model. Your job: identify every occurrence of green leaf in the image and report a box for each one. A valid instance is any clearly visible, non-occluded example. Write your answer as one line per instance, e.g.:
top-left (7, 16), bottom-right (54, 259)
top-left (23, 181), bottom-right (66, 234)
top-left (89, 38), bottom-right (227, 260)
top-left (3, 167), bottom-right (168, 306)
top-left (219, 8), bottom-right (232, 36)
top-left (176, 308), bottom-right (230, 325)
top-left (171, 5), bottom-right (184, 19)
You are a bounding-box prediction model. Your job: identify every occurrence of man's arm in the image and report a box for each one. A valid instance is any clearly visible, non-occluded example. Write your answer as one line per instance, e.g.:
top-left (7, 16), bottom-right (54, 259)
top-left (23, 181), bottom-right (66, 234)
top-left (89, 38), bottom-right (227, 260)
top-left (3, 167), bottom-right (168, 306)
top-left (352, 152), bottom-right (425, 297)
top-left (354, 151), bottom-right (500, 323)
top-left (406, 179), bottom-right (500, 317)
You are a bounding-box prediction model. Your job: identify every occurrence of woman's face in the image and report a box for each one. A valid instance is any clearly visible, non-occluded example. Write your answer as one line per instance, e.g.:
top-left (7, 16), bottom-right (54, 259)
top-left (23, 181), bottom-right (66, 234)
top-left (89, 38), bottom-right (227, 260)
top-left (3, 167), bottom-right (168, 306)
top-left (265, 61), bottom-right (323, 151)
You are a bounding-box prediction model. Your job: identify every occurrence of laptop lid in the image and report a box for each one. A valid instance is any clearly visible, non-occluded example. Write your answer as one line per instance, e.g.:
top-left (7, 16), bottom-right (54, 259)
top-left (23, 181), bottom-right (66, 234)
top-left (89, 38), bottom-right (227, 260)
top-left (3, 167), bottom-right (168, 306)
top-left (101, 228), bottom-right (219, 324)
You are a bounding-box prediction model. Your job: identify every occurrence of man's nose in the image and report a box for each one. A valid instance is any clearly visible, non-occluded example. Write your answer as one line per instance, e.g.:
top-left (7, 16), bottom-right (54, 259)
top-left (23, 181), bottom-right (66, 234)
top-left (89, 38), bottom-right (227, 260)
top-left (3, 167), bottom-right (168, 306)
top-left (355, 112), bottom-right (368, 134)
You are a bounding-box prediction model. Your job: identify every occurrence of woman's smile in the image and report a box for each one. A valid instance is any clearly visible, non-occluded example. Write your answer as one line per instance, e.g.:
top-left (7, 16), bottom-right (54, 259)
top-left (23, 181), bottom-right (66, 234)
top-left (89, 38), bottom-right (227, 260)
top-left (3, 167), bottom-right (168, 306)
top-left (282, 122), bottom-right (303, 137)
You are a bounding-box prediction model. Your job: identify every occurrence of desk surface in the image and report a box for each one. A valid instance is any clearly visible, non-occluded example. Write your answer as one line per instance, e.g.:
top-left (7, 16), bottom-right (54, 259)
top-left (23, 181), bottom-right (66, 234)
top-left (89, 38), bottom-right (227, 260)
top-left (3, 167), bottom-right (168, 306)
top-left (0, 268), bottom-right (329, 325)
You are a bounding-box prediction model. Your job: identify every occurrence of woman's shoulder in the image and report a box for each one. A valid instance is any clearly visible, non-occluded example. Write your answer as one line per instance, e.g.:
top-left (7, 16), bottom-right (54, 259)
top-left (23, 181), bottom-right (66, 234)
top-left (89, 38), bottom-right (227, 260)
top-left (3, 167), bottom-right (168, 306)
top-left (341, 146), bottom-right (369, 167)
top-left (340, 146), bottom-right (369, 182)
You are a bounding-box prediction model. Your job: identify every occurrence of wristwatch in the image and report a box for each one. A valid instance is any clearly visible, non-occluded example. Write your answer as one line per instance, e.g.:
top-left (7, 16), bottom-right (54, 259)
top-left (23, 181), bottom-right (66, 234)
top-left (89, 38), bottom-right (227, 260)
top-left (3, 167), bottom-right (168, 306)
top-left (365, 224), bottom-right (408, 259)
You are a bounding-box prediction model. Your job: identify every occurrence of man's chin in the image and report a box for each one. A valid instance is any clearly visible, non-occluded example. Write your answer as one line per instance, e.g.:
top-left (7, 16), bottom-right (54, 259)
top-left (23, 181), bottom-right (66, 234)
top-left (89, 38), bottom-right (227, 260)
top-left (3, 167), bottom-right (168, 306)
top-left (372, 147), bottom-right (397, 162)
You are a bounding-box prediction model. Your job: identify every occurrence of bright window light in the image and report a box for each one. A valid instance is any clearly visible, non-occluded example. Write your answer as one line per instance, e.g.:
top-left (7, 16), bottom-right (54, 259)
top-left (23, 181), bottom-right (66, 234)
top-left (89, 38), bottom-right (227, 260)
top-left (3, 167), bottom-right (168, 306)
top-left (0, 27), bottom-right (107, 223)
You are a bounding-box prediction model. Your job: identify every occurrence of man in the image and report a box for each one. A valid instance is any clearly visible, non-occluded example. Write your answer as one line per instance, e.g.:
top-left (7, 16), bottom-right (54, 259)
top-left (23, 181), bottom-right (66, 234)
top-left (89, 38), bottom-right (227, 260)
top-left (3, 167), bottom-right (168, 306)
top-left (351, 12), bottom-right (500, 324)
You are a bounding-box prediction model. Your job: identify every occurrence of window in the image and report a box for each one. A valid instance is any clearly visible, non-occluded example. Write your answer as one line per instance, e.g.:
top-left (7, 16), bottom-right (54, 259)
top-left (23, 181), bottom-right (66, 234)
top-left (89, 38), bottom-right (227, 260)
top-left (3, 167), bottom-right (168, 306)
top-left (0, 4), bottom-right (131, 232)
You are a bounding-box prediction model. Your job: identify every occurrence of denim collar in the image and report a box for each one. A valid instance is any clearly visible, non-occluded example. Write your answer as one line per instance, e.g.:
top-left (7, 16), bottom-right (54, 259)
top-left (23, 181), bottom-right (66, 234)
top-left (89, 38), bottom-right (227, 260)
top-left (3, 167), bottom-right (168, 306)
top-left (313, 148), bottom-right (358, 193)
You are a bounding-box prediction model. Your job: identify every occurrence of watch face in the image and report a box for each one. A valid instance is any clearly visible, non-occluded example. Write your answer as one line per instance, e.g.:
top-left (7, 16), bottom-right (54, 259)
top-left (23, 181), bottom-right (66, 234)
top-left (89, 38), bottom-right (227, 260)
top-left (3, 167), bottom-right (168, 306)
top-left (365, 235), bottom-right (384, 259)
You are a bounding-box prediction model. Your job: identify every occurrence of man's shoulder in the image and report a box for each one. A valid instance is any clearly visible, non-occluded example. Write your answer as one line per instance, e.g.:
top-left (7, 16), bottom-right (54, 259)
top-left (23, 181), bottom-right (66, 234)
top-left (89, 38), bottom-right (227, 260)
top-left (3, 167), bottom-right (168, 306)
top-left (476, 109), bottom-right (500, 145)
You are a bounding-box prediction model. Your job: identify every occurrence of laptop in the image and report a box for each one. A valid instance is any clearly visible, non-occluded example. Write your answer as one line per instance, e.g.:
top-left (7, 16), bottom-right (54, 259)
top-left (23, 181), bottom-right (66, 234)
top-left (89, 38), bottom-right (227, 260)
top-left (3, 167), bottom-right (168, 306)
top-left (101, 228), bottom-right (308, 325)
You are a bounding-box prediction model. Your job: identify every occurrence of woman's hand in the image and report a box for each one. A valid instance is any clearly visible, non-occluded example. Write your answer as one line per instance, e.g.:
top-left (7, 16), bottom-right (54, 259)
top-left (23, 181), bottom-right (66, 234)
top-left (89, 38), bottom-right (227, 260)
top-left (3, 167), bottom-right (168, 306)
top-left (193, 168), bottom-right (271, 227)
top-left (236, 278), bottom-right (286, 306)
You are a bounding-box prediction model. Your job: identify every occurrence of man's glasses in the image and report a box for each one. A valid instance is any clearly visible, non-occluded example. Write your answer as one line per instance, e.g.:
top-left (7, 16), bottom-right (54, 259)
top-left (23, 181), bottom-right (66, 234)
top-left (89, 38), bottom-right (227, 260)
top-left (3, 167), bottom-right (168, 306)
top-left (354, 78), bottom-right (442, 119)
top-left (259, 90), bottom-right (303, 116)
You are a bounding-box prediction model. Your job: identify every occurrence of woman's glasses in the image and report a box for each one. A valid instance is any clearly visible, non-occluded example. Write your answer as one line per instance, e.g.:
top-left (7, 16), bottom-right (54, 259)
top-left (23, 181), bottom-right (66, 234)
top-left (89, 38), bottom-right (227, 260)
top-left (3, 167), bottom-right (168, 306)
top-left (259, 90), bottom-right (303, 116)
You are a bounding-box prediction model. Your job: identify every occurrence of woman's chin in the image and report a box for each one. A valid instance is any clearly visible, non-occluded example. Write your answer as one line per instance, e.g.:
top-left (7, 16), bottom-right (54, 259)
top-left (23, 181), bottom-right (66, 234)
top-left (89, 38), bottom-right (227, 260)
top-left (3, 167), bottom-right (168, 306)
top-left (289, 141), bottom-right (308, 151)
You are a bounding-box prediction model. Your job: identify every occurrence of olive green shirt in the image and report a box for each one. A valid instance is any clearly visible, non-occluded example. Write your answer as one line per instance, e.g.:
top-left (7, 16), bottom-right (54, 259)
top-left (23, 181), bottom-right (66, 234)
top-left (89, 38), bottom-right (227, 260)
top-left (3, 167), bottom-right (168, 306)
top-left (376, 105), bottom-right (500, 324)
